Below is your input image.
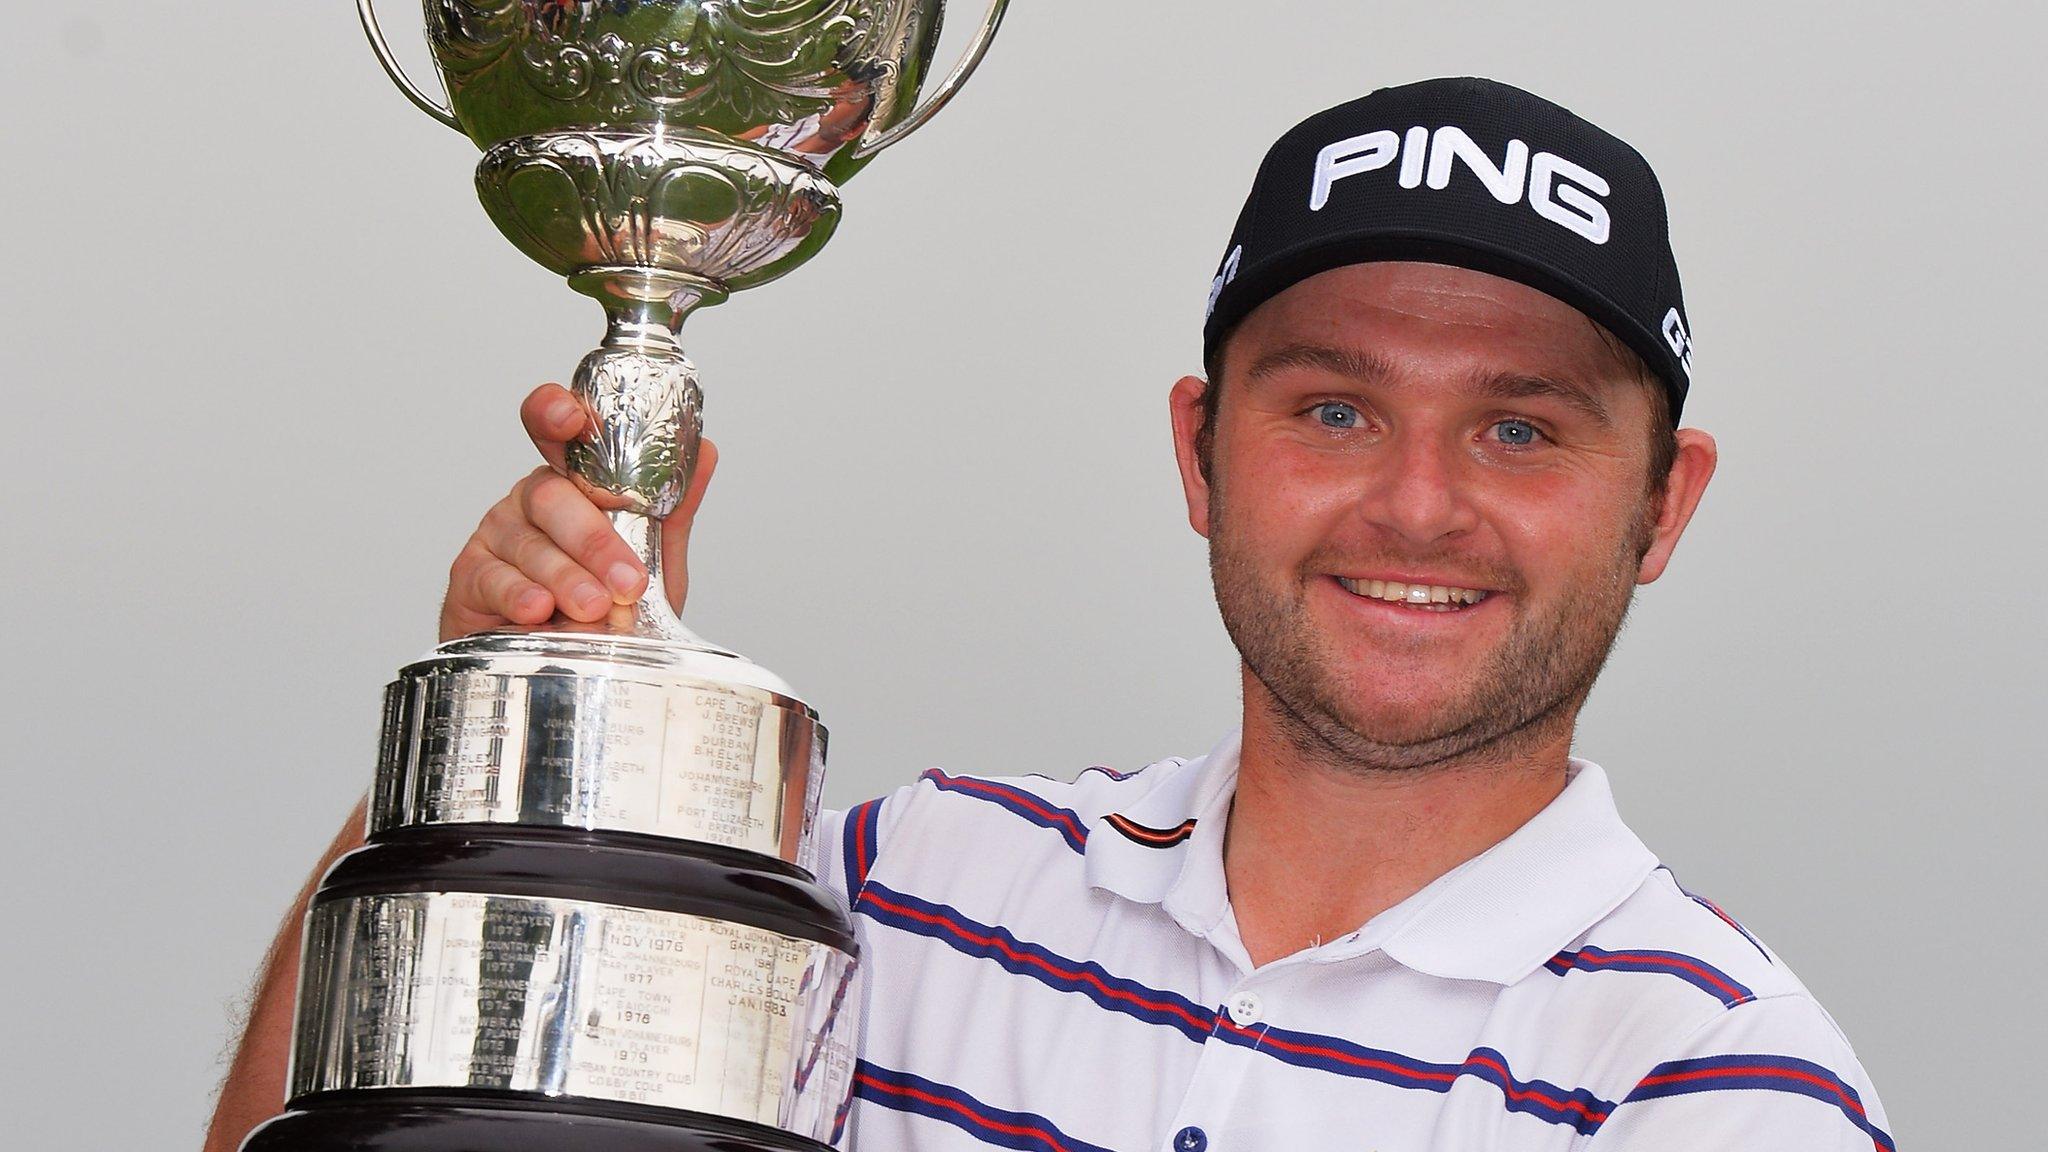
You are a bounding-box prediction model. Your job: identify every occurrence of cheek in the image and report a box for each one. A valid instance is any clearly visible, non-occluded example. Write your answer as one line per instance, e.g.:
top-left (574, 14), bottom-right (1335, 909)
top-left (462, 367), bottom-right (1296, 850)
top-left (1218, 443), bottom-right (1358, 546)
top-left (1485, 474), bottom-right (1639, 587)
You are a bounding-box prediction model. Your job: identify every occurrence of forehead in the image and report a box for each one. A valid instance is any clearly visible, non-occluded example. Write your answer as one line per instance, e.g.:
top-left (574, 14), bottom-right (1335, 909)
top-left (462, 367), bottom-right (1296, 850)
top-left (1224, 261), bottom-right (1638, 390)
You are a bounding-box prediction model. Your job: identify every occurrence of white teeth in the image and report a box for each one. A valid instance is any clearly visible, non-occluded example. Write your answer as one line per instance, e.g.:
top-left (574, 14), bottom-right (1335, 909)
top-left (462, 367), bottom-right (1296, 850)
top-left (1337, 577), bottom-right (1491, 607)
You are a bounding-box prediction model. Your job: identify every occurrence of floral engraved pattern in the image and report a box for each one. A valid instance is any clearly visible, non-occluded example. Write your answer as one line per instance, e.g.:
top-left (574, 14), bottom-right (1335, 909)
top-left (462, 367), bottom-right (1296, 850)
top-left (428, 0), bottom-right (525, 79)
top-left (433, 0), bottom-right (889, 126)
top-left (567, 345), bottom-right (702, 517)
top-left (476, 132), bottom-right (839, 284)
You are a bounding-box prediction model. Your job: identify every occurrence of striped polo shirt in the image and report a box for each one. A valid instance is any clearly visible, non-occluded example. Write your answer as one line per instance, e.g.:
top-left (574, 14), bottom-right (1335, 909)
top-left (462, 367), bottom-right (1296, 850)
top-left (810, 730), bottom-right (1893, 1151)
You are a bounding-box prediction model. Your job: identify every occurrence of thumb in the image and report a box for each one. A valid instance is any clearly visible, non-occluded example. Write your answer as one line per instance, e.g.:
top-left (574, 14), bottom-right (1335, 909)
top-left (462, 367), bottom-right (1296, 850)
top-left (661, 436), bottom-right (718, 614)
top-left (519, 382), bottom-right (584, 475)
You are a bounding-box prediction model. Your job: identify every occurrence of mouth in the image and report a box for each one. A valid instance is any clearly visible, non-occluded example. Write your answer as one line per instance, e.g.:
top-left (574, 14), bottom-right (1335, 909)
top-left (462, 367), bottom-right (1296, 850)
top-left (1334, 576), bottom-right (1492, 613)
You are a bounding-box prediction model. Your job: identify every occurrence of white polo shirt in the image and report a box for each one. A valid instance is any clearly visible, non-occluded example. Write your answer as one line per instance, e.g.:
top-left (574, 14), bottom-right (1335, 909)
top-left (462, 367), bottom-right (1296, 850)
top-left (809, 731), bottom-right (1893, 1152)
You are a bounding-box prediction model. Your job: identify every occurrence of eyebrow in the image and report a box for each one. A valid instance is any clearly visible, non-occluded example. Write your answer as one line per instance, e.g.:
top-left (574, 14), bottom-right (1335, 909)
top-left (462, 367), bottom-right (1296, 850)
top-left (1476, 373), bottom-right (1614, 428)
top-left (1242, 342), bottom-right (1397, 386)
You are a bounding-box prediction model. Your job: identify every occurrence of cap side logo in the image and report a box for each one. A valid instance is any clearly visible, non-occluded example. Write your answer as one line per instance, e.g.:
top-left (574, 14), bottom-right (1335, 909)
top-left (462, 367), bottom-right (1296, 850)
top-left (1661, 306), bottom-right (1694, 377)
top-left (1206, 244), bottom-right (1243, 322)
top-left (1310, 125), bottom-right (1612, 245)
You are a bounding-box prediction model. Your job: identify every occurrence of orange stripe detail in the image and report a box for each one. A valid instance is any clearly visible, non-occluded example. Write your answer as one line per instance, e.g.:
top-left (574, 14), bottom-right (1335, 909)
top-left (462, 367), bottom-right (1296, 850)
top-left (1105, 813), bottom-right (1197, 846)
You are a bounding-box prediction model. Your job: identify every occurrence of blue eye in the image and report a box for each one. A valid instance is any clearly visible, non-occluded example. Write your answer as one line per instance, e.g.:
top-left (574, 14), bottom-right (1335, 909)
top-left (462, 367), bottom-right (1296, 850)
top-left (1314, 402), bottom-right (1362, 429)
top-left (1491, 418), bottom-right (1542, 447)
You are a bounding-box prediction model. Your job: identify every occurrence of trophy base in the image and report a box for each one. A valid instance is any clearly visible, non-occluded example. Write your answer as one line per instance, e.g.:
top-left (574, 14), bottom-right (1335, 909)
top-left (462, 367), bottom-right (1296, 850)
top-left (287, 830), bottom-right (860, 1139)
top-left (243, 1091), bottom-right (838, 1152)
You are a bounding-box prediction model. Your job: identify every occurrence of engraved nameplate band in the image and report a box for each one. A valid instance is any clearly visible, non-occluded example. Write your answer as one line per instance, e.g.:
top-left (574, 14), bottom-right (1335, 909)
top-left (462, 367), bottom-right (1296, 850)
top-left (292, 891), bottom-right (857, 1141)
top-left (372, 645), bottom-right (826, 865)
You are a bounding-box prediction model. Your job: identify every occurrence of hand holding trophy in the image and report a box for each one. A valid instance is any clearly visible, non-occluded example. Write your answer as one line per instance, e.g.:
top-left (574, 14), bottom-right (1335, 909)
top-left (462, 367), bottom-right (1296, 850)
top-left (434, 387), bottom-right (716, 644)
top-left (239, 2), bottom-right (1008, 1149)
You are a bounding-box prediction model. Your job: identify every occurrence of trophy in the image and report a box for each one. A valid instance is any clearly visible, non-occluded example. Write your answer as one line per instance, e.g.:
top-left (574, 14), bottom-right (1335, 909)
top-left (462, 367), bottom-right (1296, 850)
top-left (239, 2), bottom-right (1008, 1148)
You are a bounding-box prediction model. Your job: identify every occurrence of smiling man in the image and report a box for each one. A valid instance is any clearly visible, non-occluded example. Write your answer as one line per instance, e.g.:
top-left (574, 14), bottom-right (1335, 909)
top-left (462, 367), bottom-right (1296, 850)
top-left (209, 78), bottom-right (1893, 1151)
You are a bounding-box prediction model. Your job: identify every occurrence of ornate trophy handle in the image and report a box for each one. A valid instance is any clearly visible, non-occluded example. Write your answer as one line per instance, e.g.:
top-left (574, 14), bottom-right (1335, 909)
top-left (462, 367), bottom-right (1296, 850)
top-left (850, 0), bottom-right (1012, 160)
top-left (355, 0), bottom-right (464, 133)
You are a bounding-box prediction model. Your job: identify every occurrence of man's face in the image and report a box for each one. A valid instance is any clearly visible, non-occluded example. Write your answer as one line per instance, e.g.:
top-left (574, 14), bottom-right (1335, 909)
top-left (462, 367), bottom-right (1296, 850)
top-left (1169, 262), bottom-right (1714, 771)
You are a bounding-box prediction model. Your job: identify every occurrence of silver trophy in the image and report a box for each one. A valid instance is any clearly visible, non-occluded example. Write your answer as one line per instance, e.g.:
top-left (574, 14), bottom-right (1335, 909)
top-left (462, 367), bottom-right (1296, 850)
top-left (240, 2), bottom-right (1008, 1149)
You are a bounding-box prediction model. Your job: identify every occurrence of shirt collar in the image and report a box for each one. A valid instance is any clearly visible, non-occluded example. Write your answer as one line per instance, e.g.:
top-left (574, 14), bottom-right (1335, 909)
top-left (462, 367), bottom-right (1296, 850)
top-left (1372, 759), bottom-right (1659, 984)
top-left (1083, 729), bottom-right (1240, 935)
top-left (1083, 729), bottom-right (1659, 985)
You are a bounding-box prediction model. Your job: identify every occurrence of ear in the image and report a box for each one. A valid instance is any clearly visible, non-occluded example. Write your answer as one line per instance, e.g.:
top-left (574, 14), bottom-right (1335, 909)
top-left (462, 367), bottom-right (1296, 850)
top-left (1168, 374), bottom-right (1214, 539)
top-left (1637, 428), bottom-right (1718, 584)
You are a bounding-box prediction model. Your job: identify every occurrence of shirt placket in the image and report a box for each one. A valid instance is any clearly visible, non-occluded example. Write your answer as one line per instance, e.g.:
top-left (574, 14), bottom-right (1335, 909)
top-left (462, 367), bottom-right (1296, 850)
top-left (1154, 947), bottom-right (1311, 1152)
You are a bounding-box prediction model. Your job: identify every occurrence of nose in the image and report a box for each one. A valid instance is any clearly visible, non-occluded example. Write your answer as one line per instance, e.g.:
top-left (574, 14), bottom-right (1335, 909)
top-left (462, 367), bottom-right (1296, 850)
top-left (1352, 428), bottom-right (1480, 545)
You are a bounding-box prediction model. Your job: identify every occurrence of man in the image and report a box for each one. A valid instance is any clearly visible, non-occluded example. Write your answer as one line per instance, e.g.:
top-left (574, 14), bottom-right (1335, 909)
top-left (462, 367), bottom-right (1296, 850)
top-left (209, 78), bottom-right (1893, 1150)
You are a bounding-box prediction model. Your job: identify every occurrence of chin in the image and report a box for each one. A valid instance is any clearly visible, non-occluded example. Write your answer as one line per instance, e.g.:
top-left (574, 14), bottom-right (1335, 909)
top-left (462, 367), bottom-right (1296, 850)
top-left (1331, 664), bottom-right (1462, 717)
top-left (1314, 687), bottom-right (1475, 749)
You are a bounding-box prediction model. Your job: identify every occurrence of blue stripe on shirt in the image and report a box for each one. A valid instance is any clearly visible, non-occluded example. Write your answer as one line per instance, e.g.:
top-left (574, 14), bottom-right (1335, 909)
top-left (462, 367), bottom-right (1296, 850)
top-left (855, 1061), bottom-right (1119, 1152)
top-left (920, 770), bottom-right (1091, 853)
top-left (841, 796), bottom-right (885, 893)
top-left (1543, 945), bottom-right (1757, 1008)
top-left (856, 881), bottom-right (1214, 1042)
top-left (1623, 1052), bottom-right (1895, 1151)
top-left (1211, 1019), bottom-right (1617, 1135)
top-left (856, 879), bottom-right (1622, 1137)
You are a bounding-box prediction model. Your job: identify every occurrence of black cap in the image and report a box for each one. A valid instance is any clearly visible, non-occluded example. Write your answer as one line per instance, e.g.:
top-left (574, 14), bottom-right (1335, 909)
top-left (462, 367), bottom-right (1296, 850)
top-left (1203, 77), bottom-right (1695, 421)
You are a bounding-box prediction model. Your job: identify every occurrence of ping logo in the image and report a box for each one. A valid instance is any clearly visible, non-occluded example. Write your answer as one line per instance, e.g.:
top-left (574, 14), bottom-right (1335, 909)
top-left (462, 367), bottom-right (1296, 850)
top-left (1310, 125), bottom-right (1612, 244)
top-left (1206, 244), bottom-right (1242, 321)
top-left (1662, 306), bottom-right (1694, 377)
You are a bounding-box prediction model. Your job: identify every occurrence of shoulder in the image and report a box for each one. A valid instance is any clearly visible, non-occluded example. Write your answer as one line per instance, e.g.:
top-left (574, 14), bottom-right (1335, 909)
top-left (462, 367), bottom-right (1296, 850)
top-left (813, 754), bottom-right (1196, 898)
top-left (1587, 990), bottom-right (1893, 1149)
top-left (1534, 865), bottom-right (1842, 1066)
top-left (1548, 870), bottom-right (1892, 1149)
top-left (908, 757), bottom-right (1195, 848)
top-left (1565, 866), bottom-right (1809, 1008)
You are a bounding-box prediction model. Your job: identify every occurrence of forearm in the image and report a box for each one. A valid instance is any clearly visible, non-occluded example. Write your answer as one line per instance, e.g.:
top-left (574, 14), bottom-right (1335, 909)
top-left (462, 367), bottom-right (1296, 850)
top-left (202, 798), bottom-right (368, 1152)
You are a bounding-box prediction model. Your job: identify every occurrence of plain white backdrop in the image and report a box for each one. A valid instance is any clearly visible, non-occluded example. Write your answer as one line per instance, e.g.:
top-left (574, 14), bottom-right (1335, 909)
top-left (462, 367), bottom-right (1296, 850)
top-left (3, 2), bottom-right (2041, 1147)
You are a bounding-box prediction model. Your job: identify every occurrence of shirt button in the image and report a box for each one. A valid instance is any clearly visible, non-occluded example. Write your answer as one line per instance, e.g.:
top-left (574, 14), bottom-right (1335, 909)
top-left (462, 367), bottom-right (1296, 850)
top-left (1226, 991), bottom-right (1263, 1025)
top-left (1173, 1126), bottom-right (1209, 1152)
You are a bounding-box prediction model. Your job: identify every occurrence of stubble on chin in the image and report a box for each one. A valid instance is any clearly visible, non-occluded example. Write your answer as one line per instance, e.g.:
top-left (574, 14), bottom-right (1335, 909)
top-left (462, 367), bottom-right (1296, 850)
top-left (1206, 505), bottom-right (1647, 777)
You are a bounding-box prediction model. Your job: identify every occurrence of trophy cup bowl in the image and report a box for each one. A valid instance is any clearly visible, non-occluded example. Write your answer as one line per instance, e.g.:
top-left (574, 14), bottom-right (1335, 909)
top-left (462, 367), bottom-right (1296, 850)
top-left (238, 2), bottom-right (1009, 1149)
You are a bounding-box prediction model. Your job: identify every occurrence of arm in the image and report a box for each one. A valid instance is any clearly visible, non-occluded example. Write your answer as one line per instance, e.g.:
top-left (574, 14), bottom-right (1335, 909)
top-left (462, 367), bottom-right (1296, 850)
top-left (203, 385), bottom-right (717, 1146)
top-left (201, 797), bottom-right (368, 1152)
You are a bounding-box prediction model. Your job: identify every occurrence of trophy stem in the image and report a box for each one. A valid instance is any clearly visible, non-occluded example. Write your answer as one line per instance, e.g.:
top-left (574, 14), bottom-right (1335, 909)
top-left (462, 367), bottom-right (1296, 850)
top-left (602, 507), bottom-right (726, 650)
top-left (549, 269), bottom-right (734, 646)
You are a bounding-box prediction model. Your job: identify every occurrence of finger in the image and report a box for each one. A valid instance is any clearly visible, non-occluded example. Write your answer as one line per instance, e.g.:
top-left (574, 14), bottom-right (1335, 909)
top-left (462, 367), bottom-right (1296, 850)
top-left (660, 436), bottom-right (718, 614)
top-left (470, 551), bottom-right (557, 624)
top-left (441, 542), bottom-right (551, 642)
top-left (517, 468), bottom-right (648, 604)
top-left (520, 383), bottom-right (584, 475)
top-left (485, 512), bottom-right (614, 622)
top-left (676, 436), bottom-right (719, 527)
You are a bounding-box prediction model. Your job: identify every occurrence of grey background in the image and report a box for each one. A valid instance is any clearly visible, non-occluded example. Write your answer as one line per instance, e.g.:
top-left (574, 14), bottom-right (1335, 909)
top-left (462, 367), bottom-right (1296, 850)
top-left (2, 1), bottom-right (2039, 1147)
